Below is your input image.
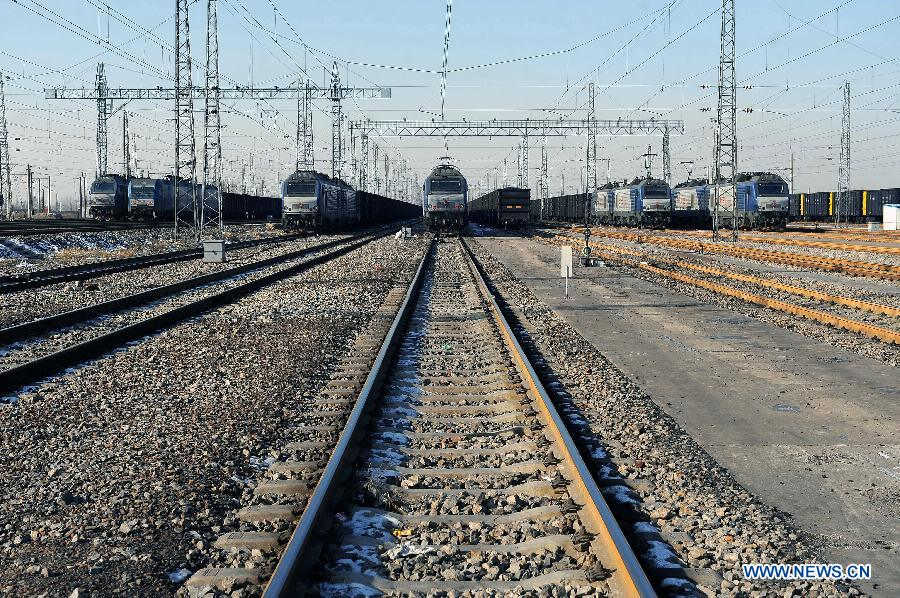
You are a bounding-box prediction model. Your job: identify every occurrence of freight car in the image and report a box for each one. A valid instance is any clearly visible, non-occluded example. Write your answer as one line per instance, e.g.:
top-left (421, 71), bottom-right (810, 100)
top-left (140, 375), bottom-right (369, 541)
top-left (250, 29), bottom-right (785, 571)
top-left (88, 174), bottom-right (129, 220)
top-left (791, 188), bottom-right (900, 222)
top-left (222, 192), bottom-right (280, 221)
top-left (357, 190), bottom-right (422, 225)
top-left (423, 163), bottom-right (468, 231)
top-left (543, 192), bottom-right (589, 224)
top-left (469, 187), bottom-right (531, 228)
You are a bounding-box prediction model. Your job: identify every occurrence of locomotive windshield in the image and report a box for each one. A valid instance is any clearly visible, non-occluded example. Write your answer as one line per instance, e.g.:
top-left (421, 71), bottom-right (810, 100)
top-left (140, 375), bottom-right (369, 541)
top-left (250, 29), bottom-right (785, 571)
top-left (644, 184), bottom-right (669, 198)
top-left (285, 181), bottom-right (316, 195)
top-left (430, 180), bottom-right (462, 193)
top-left (131, 183), bottom-right (154, 198)
top-left (758, 182), bottom-right (787, 195)
top-left (91, 179), bottom-right (116, 193)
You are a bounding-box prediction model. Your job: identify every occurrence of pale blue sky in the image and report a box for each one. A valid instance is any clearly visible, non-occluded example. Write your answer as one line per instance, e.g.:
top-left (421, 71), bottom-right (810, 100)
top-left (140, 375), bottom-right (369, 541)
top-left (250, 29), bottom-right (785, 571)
top-left (2, 0), bottom-right (899, 206)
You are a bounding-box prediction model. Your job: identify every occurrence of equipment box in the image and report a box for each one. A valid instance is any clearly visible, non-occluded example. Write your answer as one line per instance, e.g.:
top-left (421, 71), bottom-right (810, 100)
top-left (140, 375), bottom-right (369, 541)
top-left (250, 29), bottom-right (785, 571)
top-left (203, 239), bottom-right (226, 263)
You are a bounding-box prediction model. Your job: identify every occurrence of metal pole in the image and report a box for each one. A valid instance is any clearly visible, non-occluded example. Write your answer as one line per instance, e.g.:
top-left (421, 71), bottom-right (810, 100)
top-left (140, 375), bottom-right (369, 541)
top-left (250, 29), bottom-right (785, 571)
top-left (96, 63), bottom-right (109, 177)
top-left (122, 111), bottom-right (131, 178)
top-left (714, 0), bottom-right (738, 241)
top-left (175, 0), bottom-right (197, 238)
top-left (201, 0), bottom-right (223, 236)
top-left (0, 72), bottom-right (11, 220)
top-left (26, 164), bottom-right (33, 218)
top-left (330, 62), bottom-right (342, 179)
top-left (837, 81), bottom-right (850, 226)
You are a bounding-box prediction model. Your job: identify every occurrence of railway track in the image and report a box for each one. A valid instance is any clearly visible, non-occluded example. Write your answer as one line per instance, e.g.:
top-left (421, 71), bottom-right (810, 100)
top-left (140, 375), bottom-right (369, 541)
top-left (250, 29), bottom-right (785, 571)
top-left (0, 231), bottom-right (387, 398)
top-left (0, 232), bottom-right (305, 293)
top-left (659, 229), bottom-right (900, 254)
top-left (183, 238), bottom-right (661, 597)
top-left (572, 227), bottom-right (900, 281)
top-left (550, 234), bottom-right (900, 346)
top-left (0, 220), bottom-right (171, 237)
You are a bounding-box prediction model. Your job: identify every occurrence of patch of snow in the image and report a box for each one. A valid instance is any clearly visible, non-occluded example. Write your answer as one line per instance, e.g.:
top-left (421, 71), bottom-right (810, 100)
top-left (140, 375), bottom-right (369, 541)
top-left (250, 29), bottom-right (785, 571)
top-left (249, 455), bottom-right (275, 470)
top-left (594, 463), bottom-right (618, 479)
top-left (590, 446), bottom-right (609, 459)
top-left (167, 568), bottom-right (191, 583)
top-left (318, 583), bottom-right (381, 598)
top-left (364, 467), bottom-right (399, 483)
top-left (645, 540), bottom-right (682, 568)
top-left (332, 543), bottom-right (381, 575)
top-left (367, 446), bottom-right (405, 466)
top-left (379, 405), bottom-right (419, 419)
top-left (602, 484), bottom-right (640, 505)
top-left (385, 384), bottom-right (423, 397)
top-left (383, 542), bottom-right (434, 560)
top-left (632, 521), bottom-right (658, 534)
top-left (660, 577), bottom-right (695, 589)
top-left (345, 508), bottom-right (401, 540)
top-left (374, 431), bottom-right (409, 446)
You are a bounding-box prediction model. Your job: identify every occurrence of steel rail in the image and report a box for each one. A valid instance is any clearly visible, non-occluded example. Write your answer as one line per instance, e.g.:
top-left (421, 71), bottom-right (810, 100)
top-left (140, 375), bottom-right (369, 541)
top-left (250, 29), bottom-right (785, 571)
top-left (0, 234), bottom-right (367, 346)
top-left (262, 240), bottom-right (435, 598)
top-left (0, 233), bottom-right (306, 293)
top-left (639, 263), bottom-right (900, 345)
top-left (550, 234), bottom-right (900, 345)
top-left (264, 237), bottom-right (655, 597)
top-left (460, 238), bottom-right (656, 598)
top-left (0, 232), bottom-right (388, 397)
top-left (577, 227), bottom-right (900, 280)
top-left (0, 223), bottom-right (169, 237)
top-left (659, 229), bottom-right (900, 255)
top-left (557, 235), bottom-right (900, 318)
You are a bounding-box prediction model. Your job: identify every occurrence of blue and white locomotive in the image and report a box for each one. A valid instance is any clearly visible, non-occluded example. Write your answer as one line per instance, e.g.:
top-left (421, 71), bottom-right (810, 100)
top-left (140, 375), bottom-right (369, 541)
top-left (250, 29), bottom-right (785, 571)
top-left (127, 177), bottom-right (158, 220)
top-left (594, 177), bottom-right (672, 227)
top-left (423, 163), bottom-right (468, 231)
top-left (88, 174), bottom-right (129, 220)
top-left (281, 170), bottom-right (359, 230)
top-left (674, 172), bottom-right (789, 228)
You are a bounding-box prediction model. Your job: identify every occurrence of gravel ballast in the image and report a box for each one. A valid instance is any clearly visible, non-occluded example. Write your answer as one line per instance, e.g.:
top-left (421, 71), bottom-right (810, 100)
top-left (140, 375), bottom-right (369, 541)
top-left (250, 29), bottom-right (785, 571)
top-left (467, 238), bottom-right (861, 598)
top-left (0, 233), bottom-right (346, 329)
top-left (542, 231), bottom-right (900, 367)
top-left (0, 233), bottom-right (426, 597)
top-left (0, 224), bottom-right (283, 275)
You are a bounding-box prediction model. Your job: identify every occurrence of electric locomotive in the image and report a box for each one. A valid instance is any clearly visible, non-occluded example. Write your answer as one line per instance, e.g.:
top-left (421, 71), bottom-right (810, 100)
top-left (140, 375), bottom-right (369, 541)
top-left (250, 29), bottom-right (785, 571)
top-left (127, 177), bottom-right (157, 220)
top-left (706, 172), bottom-right (789, 229)
top-left (598, 177), bottom-right (672, 227)
top-left (281, 170), bottom-right (360, 230)
top-left (423, 163), bottom-right (468, 231)
top-left (87, 174), bottom-right (128, 220)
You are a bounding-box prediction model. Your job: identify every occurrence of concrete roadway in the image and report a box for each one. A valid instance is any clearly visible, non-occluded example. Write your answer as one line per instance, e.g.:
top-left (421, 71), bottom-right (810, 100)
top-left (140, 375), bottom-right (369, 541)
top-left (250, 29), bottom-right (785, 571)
top-left (475, 234), bottom-right (899, 596)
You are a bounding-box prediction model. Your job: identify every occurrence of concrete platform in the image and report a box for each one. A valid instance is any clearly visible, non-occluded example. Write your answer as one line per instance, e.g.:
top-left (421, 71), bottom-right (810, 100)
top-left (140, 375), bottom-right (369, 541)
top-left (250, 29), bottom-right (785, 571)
top-left (475, 234), bottom-right (899, 596)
